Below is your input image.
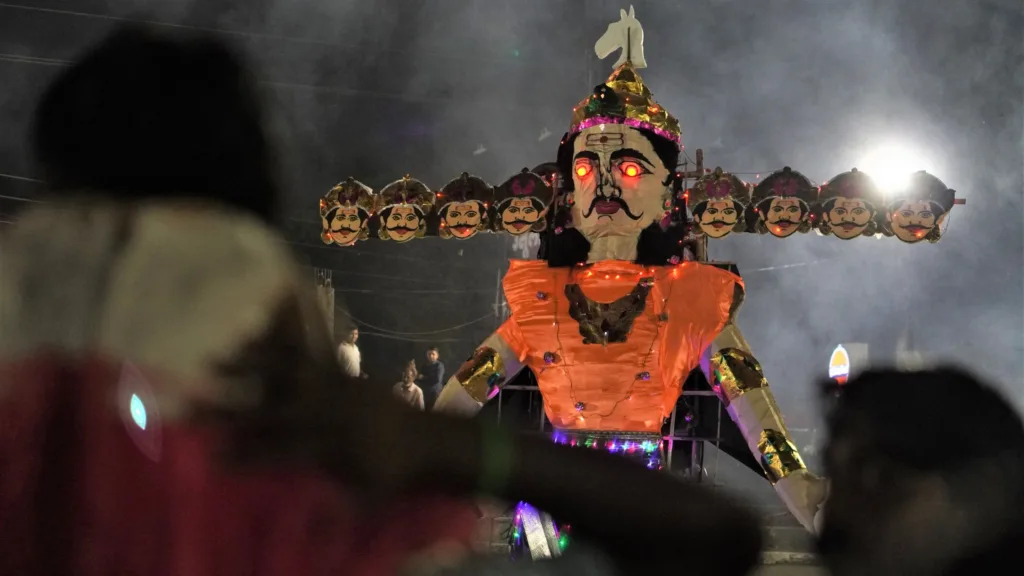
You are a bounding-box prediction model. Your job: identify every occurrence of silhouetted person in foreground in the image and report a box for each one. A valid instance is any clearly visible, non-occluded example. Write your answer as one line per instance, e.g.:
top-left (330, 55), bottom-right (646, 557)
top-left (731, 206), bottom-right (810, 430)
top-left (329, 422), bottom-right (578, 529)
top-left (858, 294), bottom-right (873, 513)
top-left (32, 25), bottom-right (279, 224)
top-left (0, 24), bottom-right (763, 576)
top-left (819, 367), bottom-right (1024, 576)
top-left (2, 24), bottom-right (478, 576)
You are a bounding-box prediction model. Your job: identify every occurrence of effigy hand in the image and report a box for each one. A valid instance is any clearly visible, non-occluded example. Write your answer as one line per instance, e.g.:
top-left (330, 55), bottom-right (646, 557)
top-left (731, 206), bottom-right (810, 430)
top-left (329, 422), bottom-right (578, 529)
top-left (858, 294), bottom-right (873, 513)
top-left (776, 469), bottom-right (829, 534)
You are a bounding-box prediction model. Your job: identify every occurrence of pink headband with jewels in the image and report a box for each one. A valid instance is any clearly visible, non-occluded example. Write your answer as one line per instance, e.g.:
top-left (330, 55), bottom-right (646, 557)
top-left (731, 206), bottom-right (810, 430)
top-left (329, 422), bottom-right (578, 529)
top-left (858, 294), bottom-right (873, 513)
top-left (569, 116), bottom-right (682, 147)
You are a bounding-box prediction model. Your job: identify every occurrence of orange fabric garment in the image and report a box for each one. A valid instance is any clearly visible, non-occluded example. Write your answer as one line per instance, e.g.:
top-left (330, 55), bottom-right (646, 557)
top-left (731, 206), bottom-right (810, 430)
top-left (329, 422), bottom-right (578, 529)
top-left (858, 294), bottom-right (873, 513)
top-left (499, 260), bottom-right (741, 432)
top-left (0, 354), bottom-right (477, 576)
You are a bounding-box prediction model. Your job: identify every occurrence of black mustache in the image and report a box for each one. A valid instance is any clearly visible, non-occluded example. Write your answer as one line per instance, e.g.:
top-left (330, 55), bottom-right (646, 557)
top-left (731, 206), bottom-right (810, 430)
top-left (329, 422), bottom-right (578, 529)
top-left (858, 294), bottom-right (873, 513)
top-left (330, 225), bottom-right (360, 233)
top-left (582, 194), bottom-right (643, 220)
top-left (449, 223), bottom-right (476, 229)
top-left (387, 225), bottom-right (418, 233)
top-left (504, 219), bottom-right (534, 226)
top-left (706, 220), bottom-right (732, 226)
top-left (771, 219), bottom-right (798, 226)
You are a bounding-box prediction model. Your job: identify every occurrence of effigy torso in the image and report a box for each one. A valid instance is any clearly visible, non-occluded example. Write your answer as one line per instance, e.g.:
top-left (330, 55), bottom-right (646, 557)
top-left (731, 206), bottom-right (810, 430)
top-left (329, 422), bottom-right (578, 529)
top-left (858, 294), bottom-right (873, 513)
top-left (498, 259), bottom-right (741, 432)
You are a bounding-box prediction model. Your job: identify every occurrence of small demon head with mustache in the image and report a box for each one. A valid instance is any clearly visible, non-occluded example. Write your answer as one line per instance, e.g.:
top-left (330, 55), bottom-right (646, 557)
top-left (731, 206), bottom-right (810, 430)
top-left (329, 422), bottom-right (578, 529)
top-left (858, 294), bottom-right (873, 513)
top-left (690, 168), bottom-right (750, 239)
top-left (438, 172), bottom-right (492, 240)
top-left (319, 177), bottom-right (375, 247)
top-left (493, 169), bottom-right (553, 235)
top-left (377, 175), bottom-right (434, 243)
top-left (885, 171), bottom-right (956, 244)
top-left (818, 169), bottom-right (884, 240)
top-left (751, 167), bottom-right (818, 238)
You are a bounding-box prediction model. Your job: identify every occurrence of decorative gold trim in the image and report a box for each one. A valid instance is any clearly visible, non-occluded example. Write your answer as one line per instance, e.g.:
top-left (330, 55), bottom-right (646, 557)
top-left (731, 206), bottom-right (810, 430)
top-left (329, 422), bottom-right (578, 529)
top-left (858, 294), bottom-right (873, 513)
top-left (758, 429), bottom-right (807, 484)
top-left (454, 346), bottom-right (505, 403)
top-left (709, 347), bottom-right (767, 405)
top-left (564, 279), bottom-right (653, 344)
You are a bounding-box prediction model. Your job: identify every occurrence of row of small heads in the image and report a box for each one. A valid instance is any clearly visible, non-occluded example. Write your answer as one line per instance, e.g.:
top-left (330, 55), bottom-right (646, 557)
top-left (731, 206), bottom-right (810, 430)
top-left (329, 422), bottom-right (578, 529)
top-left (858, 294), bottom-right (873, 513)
top-left (319, 165), bottom-right (960, 245)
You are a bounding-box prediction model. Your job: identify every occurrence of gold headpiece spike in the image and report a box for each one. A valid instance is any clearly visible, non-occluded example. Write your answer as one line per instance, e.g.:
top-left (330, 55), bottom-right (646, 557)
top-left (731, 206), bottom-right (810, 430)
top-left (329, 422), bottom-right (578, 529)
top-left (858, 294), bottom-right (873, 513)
top-left (570, 8), bottom-right (680, 146)
top-left (604, 61), bottom-right (653, 100)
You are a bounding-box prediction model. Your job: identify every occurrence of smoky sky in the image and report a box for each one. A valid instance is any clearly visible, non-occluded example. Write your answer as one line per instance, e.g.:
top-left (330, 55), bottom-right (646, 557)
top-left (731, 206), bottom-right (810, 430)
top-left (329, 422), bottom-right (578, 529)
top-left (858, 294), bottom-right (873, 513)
top-left (0, 0), bottom-right (1021, 425)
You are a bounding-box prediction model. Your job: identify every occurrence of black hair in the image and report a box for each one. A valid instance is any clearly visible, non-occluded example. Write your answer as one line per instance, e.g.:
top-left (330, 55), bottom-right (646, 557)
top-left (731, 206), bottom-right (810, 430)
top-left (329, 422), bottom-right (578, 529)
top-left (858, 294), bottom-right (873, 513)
top-left (827, 367), bottom-right (1024, 474)
top-left (33, 25), bottom-right (279, 224)
top-left (826, 367), bottom-right (1024, 573)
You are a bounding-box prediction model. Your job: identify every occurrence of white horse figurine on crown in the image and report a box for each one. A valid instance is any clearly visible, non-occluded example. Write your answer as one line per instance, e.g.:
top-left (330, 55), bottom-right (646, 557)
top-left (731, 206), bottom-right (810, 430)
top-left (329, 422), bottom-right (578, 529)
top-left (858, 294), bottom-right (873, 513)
top-left (594, 5), bottom-right (646, 69)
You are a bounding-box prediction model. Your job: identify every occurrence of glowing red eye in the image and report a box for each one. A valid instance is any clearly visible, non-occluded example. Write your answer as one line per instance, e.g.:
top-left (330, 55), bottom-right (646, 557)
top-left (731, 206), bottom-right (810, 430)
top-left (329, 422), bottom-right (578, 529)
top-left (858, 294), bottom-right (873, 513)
top-left (620, 162), bottom-right (642, 178)
top-left (575, 163), bottom-right (592, 178)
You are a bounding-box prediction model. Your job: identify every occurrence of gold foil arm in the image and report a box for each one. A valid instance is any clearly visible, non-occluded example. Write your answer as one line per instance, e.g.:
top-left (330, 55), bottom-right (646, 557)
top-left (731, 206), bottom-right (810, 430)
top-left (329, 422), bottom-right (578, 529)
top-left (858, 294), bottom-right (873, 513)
top-left (710, 348), bottom-right (767, 406)
top-left (758, 429), bottom-right (807, 484)
top-left (454, 346), bottom-right (505, 403)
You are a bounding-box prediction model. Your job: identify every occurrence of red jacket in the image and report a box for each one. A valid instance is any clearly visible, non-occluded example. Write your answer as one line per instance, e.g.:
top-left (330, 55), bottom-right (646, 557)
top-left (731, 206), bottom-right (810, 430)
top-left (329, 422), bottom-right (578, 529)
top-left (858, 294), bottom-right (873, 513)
top-left (0, 356), bottom-right (477, 576)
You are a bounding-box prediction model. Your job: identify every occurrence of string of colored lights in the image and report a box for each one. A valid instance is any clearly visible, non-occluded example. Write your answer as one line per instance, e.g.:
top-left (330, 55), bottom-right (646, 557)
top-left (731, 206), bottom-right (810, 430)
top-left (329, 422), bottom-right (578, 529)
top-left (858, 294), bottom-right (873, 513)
top-left (506, 430), bottom-right (664, 560)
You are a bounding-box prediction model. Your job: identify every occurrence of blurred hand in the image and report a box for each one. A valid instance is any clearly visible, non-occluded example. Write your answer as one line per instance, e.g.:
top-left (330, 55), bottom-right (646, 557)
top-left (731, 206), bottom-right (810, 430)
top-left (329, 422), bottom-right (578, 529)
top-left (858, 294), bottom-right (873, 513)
top-left (223, 375), bottom-right (451, 502)
top-left (206, 294), bottom-right (471, 502)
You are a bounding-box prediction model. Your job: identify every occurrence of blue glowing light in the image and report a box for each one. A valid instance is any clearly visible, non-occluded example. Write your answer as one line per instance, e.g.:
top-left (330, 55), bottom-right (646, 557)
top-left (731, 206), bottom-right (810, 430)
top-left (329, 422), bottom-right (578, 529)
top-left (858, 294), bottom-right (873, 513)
top-left (130, 394), bottom-right (147, 430)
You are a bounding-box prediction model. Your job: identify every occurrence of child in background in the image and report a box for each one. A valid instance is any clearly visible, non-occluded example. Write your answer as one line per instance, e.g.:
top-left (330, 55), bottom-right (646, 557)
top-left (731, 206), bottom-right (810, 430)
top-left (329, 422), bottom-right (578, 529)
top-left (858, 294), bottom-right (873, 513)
top-left (394, 363), bottom-right (425, 410)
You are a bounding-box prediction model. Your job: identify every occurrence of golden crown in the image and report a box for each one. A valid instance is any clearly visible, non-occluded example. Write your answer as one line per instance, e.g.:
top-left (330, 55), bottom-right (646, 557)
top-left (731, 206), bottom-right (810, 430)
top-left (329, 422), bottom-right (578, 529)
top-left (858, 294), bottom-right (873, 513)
top-left (568, 61), bottom-right (681, 147)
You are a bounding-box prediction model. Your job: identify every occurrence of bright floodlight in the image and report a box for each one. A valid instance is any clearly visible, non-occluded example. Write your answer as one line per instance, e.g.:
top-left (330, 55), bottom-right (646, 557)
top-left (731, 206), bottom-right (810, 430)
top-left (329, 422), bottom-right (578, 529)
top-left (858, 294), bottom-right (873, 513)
top-left (857, 143), bottom-right (932, 192)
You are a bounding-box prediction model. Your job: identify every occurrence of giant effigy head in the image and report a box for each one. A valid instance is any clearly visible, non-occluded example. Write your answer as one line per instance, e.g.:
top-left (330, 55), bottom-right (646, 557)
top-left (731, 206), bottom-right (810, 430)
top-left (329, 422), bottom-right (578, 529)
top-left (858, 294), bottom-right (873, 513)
top-left (558, 54), bottom-right (680, 248)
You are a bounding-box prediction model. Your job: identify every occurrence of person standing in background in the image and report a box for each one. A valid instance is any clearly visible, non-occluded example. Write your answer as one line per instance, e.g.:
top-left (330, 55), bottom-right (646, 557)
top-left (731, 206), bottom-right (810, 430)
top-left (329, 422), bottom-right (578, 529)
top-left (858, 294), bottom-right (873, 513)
top-left (419, 346), bottom-right (445, 409)
top-left (337, 327), bottom-right (366, 379)
top-left (393, 364), bottom-right (424, 410)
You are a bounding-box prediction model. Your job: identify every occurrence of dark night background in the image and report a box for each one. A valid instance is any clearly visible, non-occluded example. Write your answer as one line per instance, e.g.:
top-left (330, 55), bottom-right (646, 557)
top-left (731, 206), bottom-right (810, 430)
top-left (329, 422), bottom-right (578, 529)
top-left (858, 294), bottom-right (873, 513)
top-left (1, 0), bottom-right (1022, 468)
